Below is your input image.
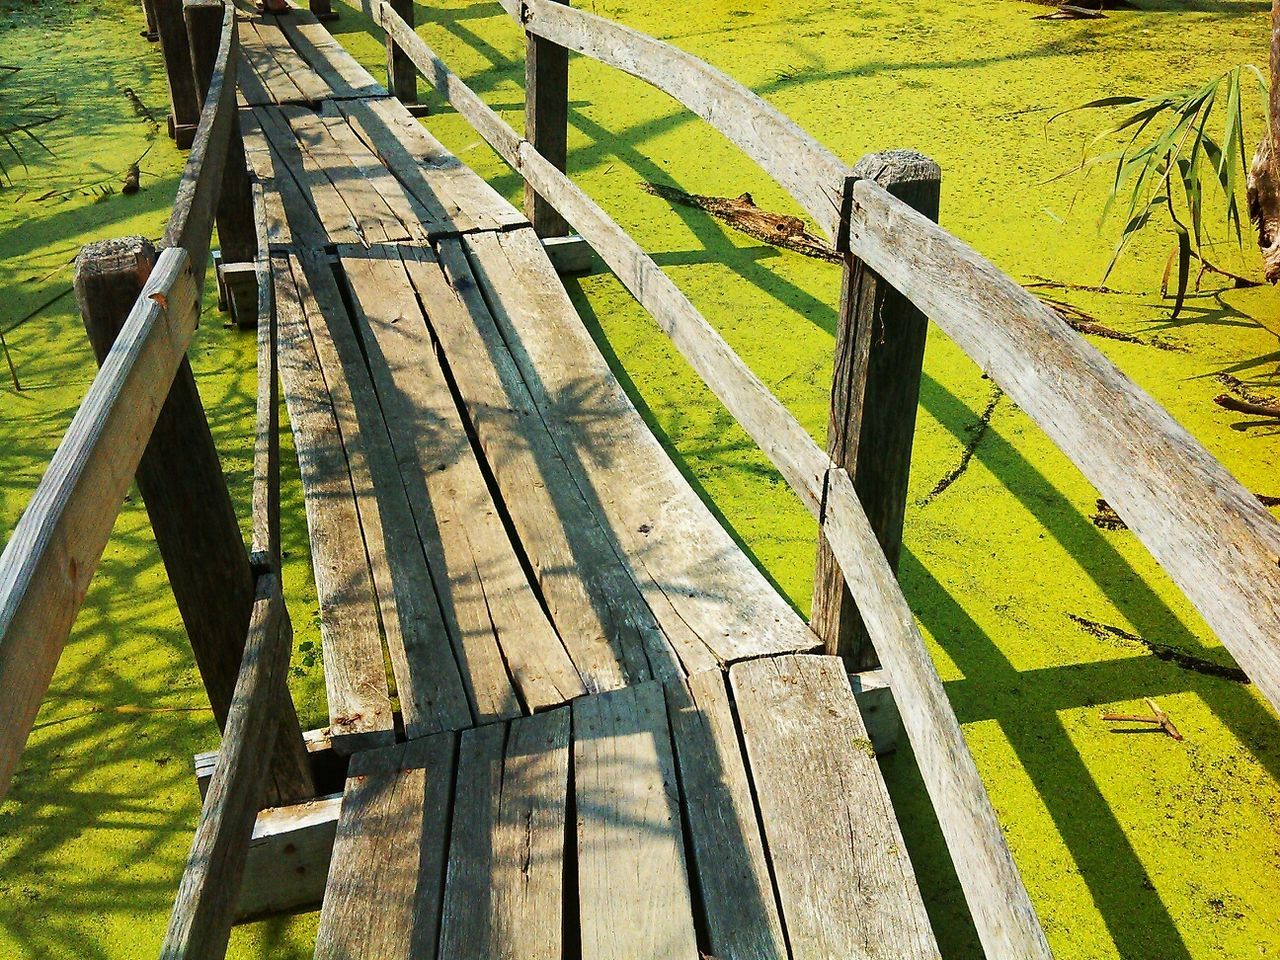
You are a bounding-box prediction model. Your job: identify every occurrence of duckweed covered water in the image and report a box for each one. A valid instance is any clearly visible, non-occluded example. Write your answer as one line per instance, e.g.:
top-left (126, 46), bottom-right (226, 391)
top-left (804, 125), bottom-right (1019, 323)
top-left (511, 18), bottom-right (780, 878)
top-left (1, 0), bottom-right (1278, 956)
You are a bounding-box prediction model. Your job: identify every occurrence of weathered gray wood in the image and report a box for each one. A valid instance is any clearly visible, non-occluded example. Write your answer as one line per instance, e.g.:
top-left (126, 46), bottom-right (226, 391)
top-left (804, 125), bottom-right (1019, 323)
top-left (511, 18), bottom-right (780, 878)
top-left (186, 0), bottom-right (257, 324)
top-left (239, 108), bottom-right (328, 248)
top-left (250, 181), bottom-right (278, 571)
top-left (0, 247), bottom-right (196, 803)
top-left (337, 96), bottom-right (524, 233)
top-left (155, 0), bottom-right (202, 147)
top-left (160, 578), bottom-right (293, 960)
top-left (272, 12), bottom-right (384, 99)
top-left (385, 0), bottom-right (417, 103)
top-left (247, 18), bottom-right (330, 103)
top-left (314, 734), bottom-right (457, 960)
top-left (847, 174), bottom-right (1280, 719)
top-left (338, 247), bottom-right (582, 718)
top-left (540, 233), bottom-right (593, 274)
top-left (849, 668), bottom-right (900, 756)
top-left (819, 469), bottom-right (1051, 958)
top-left (466, 228), bottom-right (815, 670)
top-left (573, 683), bottom-right (699, 959)
top-left (236, 17), bottom-right (310, 106)
top-left (516, 0), bottom-right (852, 243)
top-left (274, 254), bottom-right (394, 753)
top-left (812, 151), bottom-right (938, 671)
top-left (731, 654), bottom-right (939, 960)
top-left (164, 0), bottom-right (240, 286)
top-left (74, 238), bottom-right (314, 808)
top-left (233, 791), bottom-right (341, 923)
top-left (420, 239), bottom-right (674, 688)
top-left (665, 672), bottom-right (787, 960)
top-left (524, 0), bottom-right (569, 237)
top-left (290, 248), bottom-right (473, 737)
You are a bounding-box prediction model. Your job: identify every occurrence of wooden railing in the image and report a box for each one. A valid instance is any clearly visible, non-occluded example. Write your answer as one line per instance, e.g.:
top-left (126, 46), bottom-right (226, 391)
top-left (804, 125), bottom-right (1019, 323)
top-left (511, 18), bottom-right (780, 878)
top-left (377, 1), bottom-right (1280, 956)
top-left (0, 1), bottom-right (314, 955)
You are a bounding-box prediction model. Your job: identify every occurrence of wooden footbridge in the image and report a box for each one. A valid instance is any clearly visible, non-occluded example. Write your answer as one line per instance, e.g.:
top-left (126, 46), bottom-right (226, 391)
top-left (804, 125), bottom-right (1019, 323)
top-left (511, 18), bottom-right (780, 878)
top-left (4, 1), bottom-right (1280, 957)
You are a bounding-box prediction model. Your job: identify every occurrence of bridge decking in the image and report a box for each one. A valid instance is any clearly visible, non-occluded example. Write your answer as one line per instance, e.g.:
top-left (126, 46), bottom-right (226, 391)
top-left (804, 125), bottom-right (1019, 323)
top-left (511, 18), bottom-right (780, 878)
top-left (235, 6), bottom-right (940, 958)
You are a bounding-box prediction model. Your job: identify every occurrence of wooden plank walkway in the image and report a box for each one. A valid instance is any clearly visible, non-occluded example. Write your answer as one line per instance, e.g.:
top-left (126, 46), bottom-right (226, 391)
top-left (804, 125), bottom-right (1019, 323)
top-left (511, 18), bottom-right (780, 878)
top-left (236, 8), bottom-right (940, 956)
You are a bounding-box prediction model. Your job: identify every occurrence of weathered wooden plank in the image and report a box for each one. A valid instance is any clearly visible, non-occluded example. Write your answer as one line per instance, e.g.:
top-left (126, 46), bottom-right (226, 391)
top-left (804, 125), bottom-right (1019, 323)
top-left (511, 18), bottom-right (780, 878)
top-left (338, 248), bottom-right (583, 717)
top-left (437, 723), bottom-right (505, 959)
top-left (239, 108), bottom-right (328, 248)
top-left (384, 0), bottom-right (417, 103)
top-left (164, 0), bottom-right (240, 285)
top-left (573, 683), bottom-right (699, 959)
top-left (516, 0), bottom-right (852, 243)
top-left (236, 18), bottom-right (308, 106)
top-left (160, 579), bottom-right (293, 960)
top-left (247, 18), bottom-right (330, 104)
top-left (467, 228), bottom-right (815, 670)
top-left (155, 0), bottom-right (201, 144)
top-left (0, 248), bottom-right (198, 802)
top-left (290, 249), bottom-right (473, 737)
top-left (271, 10), bottom-right (386, 99)
top-left (419, 239), bottom-right (674, 688)
top-left (269, 104), bottom-right (399, 245)
top-left (665, 672), bottom-right (787, 960)
top-left (818, 467), bottom-right (1050, 958)
top-left (274, 254), bottom-right (394, 752)
top-left (335, 97), bottom-right (474, 232)
top-left (314, 734), bottom-right (457, 960)
top-left (730, 654), bottom-right (939, 960)
top-left (314, 101), bottom-right (448, 239)
top-left (250, 180), bottom-right (279, 570)
top-left (233, 792), bottom-right (342, 923)
top-left (523, 0), bottom-right (569, 237)
top-left (812, 151), bottom-right (938, 671)
top-left (848, 174), bottom-right (1280, 718)
top-left (437, 709), bottom-right (571, 959)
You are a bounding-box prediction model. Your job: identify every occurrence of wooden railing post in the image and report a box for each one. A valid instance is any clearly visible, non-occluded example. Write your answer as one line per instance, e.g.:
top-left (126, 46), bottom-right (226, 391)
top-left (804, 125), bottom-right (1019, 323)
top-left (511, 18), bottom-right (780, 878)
top-left (154, 0), bottom-right (201, 148)
top-left (185, 0), bottom-right (258, 328)
top-left (385, 0), bottom-right (417, 105)
top-left (74, 237), bottom-right (315, 807)
top-left (523, 0), bottom-right (570, 237)
top-left (812, 150), bottom-right (940, 671)
top-left (141, 0), bottom-right (161, 41)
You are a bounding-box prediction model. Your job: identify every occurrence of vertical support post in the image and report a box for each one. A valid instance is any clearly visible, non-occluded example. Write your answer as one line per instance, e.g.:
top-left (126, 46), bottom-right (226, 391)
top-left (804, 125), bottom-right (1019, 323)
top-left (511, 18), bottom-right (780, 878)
top-left (74, 238), bottom-right (315, 807)
top-left (812, 150), bottom-right (940, 671)
top-left (154, 0), bottom-right (200, 148)
top-left (309, 0), bottom-right (338, 22)
top-left (385, 0), bottom-right (417, 105)
top-left (185, 0), bottom-right (259, 327)
top-left (141, 0), bottom-right (161, 41)
top-left (523, 1), bottom-right (570, 237)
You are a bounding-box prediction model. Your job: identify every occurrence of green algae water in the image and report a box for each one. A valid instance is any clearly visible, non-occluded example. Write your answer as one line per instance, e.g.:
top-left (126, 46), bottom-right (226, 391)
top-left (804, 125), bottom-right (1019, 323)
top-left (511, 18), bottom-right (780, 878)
top-left (2, 0), bottom-right (1279, 956)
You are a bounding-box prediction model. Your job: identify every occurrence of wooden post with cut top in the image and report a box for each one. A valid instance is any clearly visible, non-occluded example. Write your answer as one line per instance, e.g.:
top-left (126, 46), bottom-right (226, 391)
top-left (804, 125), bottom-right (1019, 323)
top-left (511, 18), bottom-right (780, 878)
top-left (523, 0), bottom-right (570, 237)
top-left (185, 0), bottom-right (259, 327)
top-left (811, 150), bottom-right (940, 671)
top-left (74, 237), bottom-right (315, 807)
top-left (154, 0), bottom-right (201, 148)
top-left (385, 0), bottom-right (417, 105)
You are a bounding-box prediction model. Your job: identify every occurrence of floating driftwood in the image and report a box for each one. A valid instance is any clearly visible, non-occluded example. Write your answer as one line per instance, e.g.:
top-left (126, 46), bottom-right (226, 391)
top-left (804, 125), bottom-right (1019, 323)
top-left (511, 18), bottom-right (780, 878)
top-left (641, 182), bottom-right (841, 262)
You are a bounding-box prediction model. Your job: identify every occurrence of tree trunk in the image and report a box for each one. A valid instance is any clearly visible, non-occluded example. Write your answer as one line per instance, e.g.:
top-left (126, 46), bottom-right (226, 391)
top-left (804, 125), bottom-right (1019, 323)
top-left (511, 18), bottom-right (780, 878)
top-left (1247, 0), bottom-right (1280, 281)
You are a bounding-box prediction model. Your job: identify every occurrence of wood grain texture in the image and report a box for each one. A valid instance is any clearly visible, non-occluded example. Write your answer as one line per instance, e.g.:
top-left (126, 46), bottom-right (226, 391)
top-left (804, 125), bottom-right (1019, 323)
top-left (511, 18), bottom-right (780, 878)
top-left (665, 672), bottom-right (788, 960)
top-left (819, 469), bottom-right (1051, 958)
top-left (338, 247), bottom-right (581, 719)
top-left (0, 247), bottom-right (198, 802)
top-left (274, 254), bottom-right (394, 752)
top-left (812, 151), bottom-right (938, 670)
top-left (421, 239), bottom-right (674, 689)
top-left (573, 683), bottom-right (699, 960)
top-left (156, 0), bottom-right (201, 134)
top-left (239, 107), bottom-right (328, 248)
top-left (289, 249), bottom-right (473, 737)
top-left (523, 0), bottom-right (569, 238)
top-left (165, 0), bottom-right (239, 284)
top-left (160, 578), bottom-right (293, 960)
top-left (731, 655), bottom-right (939, 960)
top-left (250, 179), bottom-right (279, 571)
top-left (233, 792), bottom-right (341, 923)
top-left (271, 10), bottom-right (386, 100)
top-left (466, 228), bottom-right (816, 670)
top-left (314, 734), bottom-right (457, 960)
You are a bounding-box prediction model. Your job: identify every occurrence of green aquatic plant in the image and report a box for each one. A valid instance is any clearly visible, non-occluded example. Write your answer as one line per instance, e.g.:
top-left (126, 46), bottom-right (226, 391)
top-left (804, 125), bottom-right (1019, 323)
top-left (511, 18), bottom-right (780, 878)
top-left (1055, 65), bottom-right (1267, 315)
top-left (0, 64), bottom-right (59, 187)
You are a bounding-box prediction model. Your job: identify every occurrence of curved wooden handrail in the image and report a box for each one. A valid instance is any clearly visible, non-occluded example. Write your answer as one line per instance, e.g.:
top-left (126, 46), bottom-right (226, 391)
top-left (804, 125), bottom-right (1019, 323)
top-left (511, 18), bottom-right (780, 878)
top-left (0, 0), bottom-right (243, 804)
